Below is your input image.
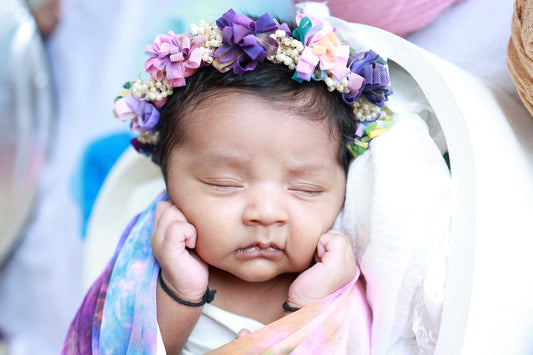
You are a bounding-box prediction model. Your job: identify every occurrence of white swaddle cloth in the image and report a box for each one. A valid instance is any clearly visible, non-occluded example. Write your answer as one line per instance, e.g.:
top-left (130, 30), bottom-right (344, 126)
top-left (336, 109), bottom-right (451, 354)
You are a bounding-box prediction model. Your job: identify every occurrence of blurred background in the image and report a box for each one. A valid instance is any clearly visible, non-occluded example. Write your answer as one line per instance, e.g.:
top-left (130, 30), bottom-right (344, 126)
top-left (0, 0), bottom-right (523, 353)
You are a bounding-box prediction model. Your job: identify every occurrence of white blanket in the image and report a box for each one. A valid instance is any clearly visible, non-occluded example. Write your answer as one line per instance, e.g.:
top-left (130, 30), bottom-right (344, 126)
top-left (336, 111), bottom-right (451, 354)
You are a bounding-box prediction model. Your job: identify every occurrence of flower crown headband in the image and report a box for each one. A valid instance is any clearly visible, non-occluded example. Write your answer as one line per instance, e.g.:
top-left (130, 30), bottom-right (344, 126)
top-left (114, 9), bottom-right (393, 162)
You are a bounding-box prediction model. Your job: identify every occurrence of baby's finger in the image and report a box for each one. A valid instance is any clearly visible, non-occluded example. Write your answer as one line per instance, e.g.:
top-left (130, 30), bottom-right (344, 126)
top-left (151, 201), bottom-right (196, 254)
top-left (166, 219), bottom-right (197, 250)
top-left (316, 230), bottom-right (354, 263)
top-left (153, 200), bottom-right (171, 228)
top-left (237, 329), bottom-right (251, 338)
top-left (154, 201), bottom-right (188, 230)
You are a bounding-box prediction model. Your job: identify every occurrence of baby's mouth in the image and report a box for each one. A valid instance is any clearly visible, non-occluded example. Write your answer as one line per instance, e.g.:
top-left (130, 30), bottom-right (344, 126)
top-left (235, 244), bottom-right (282, 259)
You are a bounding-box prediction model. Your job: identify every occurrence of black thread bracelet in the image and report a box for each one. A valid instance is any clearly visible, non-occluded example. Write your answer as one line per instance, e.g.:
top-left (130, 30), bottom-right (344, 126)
top-left (158, 271), bottom-right (216, 307)
top-left (282, 301), bottom-right (300, 312)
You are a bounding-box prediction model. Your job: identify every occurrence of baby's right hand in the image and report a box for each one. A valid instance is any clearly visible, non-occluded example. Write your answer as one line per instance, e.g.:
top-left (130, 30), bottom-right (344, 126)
top-left (151, 200), bottom-right (209, 303)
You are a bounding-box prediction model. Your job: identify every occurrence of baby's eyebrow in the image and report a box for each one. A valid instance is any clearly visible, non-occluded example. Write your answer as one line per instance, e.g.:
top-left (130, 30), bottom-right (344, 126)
top-left (288, 162), bottom-right (338, 177)
top-left (199, 154), bottom-right (250, 168)
top-left (196, 153), bottom-right (337, 177)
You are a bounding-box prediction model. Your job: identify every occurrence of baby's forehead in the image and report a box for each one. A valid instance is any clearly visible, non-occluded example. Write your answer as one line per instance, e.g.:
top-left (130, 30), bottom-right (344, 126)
top-left (182, 89), bottom-right (341, 134)
top-left (184, 93), bottom-right (335, 136)
top-left (172, 96), bottom-right (342, 170)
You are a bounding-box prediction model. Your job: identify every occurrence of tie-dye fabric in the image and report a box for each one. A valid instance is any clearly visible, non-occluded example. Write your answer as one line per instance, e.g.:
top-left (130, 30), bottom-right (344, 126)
top-left (208, 269), bottom-right (372, 354)
top-left (61, 192), bottom-right (163, 355)
top-left (62, 192), bottom-right (372, 354)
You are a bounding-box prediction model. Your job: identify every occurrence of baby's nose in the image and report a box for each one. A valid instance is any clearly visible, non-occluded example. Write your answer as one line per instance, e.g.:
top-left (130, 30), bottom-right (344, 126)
top-left (242, 184), bottom-right (288, 226)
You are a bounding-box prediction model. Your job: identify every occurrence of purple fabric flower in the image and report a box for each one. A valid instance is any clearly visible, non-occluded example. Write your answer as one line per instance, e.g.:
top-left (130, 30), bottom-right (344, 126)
top-left (213, 9), bottom-right (290, 75)
top-left (114, 92), bottom-right (160, 133)
top-left (145, 31), bottom-right (205, 88)
top-left (343, 50), bottom-right (392, 107)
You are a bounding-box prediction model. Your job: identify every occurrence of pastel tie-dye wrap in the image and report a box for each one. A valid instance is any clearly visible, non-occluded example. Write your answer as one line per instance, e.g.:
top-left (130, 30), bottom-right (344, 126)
top-left (61, 192), bottom-right (372, 354)
top-left (208, 269), bottom-right (372, 354)
top-left (61, 193), bottom-right (162, 355)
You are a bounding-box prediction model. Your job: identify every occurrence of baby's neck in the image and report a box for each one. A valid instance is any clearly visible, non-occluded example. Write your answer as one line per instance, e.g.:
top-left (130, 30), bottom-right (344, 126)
top-left (208, 267), bottom-right (297, 324)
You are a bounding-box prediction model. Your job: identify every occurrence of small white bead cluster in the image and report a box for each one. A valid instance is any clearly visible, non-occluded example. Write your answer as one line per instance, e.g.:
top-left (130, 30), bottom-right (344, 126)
top-left (324, 73), bottom-right (350, 94)
top-left (137, 130), bottom-right (160, 145)
top-left (353, 97), bottom-right (381, 122)
top-left (131, 77), bottom-right (173, 102)
top-left (190, 21), bottom-right (223, 64)
top-left (268, 30), bottom-right (303, 71)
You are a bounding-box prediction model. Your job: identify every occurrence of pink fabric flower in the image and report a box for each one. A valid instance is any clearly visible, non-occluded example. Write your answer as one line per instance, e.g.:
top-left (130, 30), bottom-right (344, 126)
top-left (144, 31), bottom-right (205, 88)
top-left (294, 15), bottom-right (350, 81)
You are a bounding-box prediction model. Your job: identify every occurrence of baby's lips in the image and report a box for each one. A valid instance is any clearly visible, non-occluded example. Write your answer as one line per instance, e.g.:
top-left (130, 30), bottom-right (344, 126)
top-left (234, 243), bottom-right (283, 259)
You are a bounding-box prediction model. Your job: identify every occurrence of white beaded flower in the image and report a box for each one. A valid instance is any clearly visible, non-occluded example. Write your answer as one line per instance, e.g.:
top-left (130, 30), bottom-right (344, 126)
top-left (190, 20), bottom-right (223, 64)
top-left (352, 97), bottom-right (382, 122)
top-left (324, 73), bottom-right (350, 94)
top-left (131, 77), bottom-right (173, 102)
top-left (137, 130), bottom-right (160, 145)
top-left (269, 30), bottom-right (303, 71)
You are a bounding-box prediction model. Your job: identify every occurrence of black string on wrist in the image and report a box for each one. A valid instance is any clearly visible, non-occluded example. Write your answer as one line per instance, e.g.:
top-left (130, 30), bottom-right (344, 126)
top-left (282, 301), bottom-right (300, 312)
top-left (158, 270), bottom-right (216, 307)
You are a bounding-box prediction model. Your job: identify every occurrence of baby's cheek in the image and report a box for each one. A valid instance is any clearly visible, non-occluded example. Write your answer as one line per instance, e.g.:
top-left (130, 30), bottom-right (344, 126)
top-left (289, 231), bottom-right (321, 268)
top-left (193, 239), bottom-right (224, 270)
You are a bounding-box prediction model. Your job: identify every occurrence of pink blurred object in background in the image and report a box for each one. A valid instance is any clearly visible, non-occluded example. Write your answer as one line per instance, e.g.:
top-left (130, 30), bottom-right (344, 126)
top-left (294, 0), bottom-right (466, 37)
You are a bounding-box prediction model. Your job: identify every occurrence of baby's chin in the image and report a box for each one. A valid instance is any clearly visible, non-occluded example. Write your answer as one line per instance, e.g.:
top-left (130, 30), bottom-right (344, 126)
top-left (225, 262), bottom-right (307, 283)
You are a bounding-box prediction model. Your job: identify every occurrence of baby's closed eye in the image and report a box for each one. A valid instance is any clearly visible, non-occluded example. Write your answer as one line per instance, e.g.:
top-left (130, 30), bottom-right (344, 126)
top-left (289, 185), bottom-right (325, 196)
top-left (288, 183), bottom-right (326, 198)
top-left (200, 178), bottom-right (244, 191)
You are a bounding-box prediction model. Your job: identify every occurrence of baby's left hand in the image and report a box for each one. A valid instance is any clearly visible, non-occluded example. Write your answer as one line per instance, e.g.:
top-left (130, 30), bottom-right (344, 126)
top-left (287, 230), bottom-right (356, 309)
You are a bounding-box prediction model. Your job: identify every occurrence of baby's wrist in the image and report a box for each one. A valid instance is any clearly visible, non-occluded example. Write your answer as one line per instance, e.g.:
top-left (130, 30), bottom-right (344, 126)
top-left (159, 271), bottom-right (209, 304)
top-left (287, 273), bottom-right (356, 309)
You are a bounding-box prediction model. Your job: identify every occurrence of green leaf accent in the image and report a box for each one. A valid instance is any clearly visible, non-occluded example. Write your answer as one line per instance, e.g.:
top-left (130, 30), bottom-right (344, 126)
top-left (292, 16), bottom-right (312, 43)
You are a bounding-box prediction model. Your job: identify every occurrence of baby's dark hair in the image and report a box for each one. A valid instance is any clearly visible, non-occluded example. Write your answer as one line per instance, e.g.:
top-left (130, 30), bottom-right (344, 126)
top-left (157, 60), bottom-right (356, 178)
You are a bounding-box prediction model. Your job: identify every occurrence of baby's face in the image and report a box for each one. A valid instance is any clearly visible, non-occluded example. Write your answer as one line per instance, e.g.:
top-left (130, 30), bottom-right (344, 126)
top-left (166, 92), bottom-right (346, 282)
